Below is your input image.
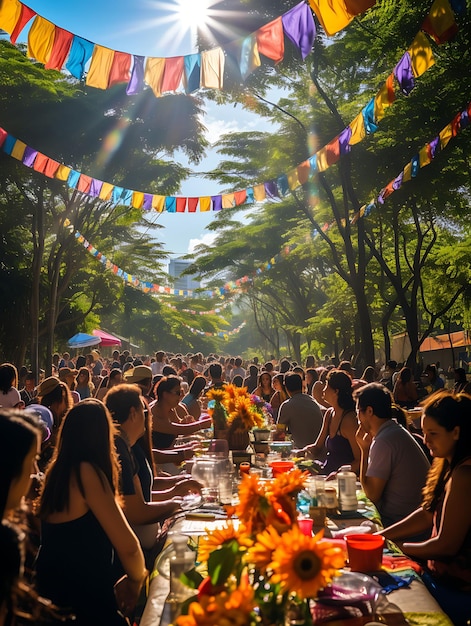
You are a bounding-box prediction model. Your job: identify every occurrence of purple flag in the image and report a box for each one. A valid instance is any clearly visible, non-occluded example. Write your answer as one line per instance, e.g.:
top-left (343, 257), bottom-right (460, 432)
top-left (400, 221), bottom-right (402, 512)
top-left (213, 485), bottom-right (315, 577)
top-left (211, 195), bottom-right (222, 211)
top-left (143, 193), bottom-right (153, 211)
top-left (265, 180), bottom-right (279, 199)
top-left (338, 126), bottom-right (352, 154)
top-left (394, 52), bottom-right (414, 95)
top-left (127, 55), bottom-right (145, 95)
top-left (428, 136), bottom-right (440, 159)
top-left (22, 146), bottom-right (38, 167)
top-left (392, 172), bottom-right (403, 191)
top-left (282, 2), bottom-right (316, 60)
top-left (89, 179), bottom-right (103, 197)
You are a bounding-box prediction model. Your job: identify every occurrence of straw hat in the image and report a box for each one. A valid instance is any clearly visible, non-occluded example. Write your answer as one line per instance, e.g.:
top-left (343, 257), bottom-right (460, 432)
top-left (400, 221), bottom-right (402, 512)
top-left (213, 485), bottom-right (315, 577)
top-left (123, 365), bottom-right (152, 383)
top-left (37, 376), bottom-right (61, 397)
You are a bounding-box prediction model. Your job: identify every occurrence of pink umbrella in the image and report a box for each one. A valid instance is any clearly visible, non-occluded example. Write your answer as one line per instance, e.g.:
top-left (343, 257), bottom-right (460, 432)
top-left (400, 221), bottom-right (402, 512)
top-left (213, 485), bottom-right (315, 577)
top-left (92, 329), bottom-right (122, 347)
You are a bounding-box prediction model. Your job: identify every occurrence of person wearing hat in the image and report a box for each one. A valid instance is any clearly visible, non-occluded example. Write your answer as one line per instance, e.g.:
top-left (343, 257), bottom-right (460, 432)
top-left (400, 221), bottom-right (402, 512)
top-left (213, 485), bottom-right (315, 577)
top-left (58, 367), bottom-right (80, 404)
top-left (338, 360), bottom-right (367, 391)
top-left (37, 377), bottom-right (70, 422)
top-left (124, 365), bottom-right (153, 399)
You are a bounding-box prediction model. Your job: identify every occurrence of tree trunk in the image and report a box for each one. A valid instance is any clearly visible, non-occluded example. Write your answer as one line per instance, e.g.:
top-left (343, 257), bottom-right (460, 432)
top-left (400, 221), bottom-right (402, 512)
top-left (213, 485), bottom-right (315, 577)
top-left (30, 189), bottom-right (45, 382)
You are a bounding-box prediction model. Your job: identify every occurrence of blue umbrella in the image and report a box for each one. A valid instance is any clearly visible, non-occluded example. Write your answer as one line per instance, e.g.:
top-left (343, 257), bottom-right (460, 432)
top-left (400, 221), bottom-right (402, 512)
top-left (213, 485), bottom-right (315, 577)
top-left (67, 332), bottom-right (101, 349)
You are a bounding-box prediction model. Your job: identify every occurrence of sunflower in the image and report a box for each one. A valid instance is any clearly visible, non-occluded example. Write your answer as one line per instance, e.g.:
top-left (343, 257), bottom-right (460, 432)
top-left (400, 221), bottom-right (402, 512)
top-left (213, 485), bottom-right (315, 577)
top-left (174, 576), bottom-right (256, 626)
top-left (197, 522), bottom-right (253, 563)
top-left (234, 474), bottom-right (270, 533)
top-left (205, 388), bottom-right (226, 403)
top-left (267, 468), bottom-right (309, 498)
top-left (269, 527), bottom-right (345, 599)
top-left (246, 526), bottom-right (281, 573)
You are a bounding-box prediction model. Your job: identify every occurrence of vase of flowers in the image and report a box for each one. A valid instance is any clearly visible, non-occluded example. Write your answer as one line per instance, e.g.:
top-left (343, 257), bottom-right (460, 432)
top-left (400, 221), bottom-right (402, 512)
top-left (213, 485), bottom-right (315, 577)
top-left (169, 469), bottom-right (345, 626)
top-left (205, 388), bottom-right (229, 439)
top-left (207, 384), bottom-right (272, 451)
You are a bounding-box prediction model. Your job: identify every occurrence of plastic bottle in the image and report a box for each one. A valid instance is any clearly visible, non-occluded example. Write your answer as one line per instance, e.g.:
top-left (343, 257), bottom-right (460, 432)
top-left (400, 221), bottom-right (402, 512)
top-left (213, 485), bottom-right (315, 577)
top-left (169, 534), bottom-right (195, 602)
top-left (337, 464), bottom-right (358, 512)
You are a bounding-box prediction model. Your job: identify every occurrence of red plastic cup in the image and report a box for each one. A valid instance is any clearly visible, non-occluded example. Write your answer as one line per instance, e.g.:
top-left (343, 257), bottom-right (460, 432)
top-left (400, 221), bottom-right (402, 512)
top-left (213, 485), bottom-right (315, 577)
top-left (239, 462), bottom-right (251, 477)
top-left (298, 518), bottom-right (314, 536)
top-left (345, 534), bottom-right (385, 572)
top-left (269, 460), bottom-right (294, 477)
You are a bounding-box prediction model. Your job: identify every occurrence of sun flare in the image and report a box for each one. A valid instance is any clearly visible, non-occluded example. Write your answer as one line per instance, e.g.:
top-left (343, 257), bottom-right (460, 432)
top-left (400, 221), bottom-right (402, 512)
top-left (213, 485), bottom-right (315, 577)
top-left (177, 0), bottom-right (210, 30)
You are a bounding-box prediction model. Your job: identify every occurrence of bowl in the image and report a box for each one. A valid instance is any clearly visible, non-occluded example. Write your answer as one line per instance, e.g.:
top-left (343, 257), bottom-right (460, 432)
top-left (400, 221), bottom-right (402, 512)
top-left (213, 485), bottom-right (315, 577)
top-left (269, 460), bottom-right (295, 477)
top-left (252, 429), bottom-right (271, 442)
top-left (269, 441), bottom-right (293, 458)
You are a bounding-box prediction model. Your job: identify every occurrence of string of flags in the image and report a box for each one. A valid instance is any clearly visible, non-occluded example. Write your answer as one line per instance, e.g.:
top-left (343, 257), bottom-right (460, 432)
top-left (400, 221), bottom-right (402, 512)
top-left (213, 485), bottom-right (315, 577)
top-left (66, 99), bottom-right (471, 305)
top-left (0, 1), bottom-right (382, 101)
top-left (217, 99), bottom-right (471, 293)
top-left (181, 321), bottom-right (246, 338)
top-left (163, 300), bottom-right (232, 316)
top-left (0, 0), bottom-right (459, 218)
top-left (65, 220), bottom-right (213, 297)
top-left (66, 223), bottom-right (246, 335)
top-left (354, 100), bottom-right (471, 220)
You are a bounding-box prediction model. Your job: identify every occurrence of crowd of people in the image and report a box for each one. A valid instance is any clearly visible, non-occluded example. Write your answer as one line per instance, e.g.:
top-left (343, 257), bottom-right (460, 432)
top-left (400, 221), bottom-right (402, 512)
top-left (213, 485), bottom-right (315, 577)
top-left (1, 350), bottom-right (470, 625)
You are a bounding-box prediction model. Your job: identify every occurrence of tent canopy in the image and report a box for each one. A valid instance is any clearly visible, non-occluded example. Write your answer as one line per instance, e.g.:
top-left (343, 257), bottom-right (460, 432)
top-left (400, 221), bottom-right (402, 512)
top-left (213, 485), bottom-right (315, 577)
top-left (67, 333), bottom-right (101, 349)
top-left (92, 329), bottom-right (122, 347)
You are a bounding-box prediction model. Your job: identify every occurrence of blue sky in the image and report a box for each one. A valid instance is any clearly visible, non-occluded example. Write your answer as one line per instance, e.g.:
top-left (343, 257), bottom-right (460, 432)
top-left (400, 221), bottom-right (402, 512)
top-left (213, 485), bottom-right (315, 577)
top-left (20, 0), bottom-right (276, 257)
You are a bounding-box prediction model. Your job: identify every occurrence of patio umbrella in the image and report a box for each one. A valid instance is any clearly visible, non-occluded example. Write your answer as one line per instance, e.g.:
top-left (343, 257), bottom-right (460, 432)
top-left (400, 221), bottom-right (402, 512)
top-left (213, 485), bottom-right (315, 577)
top-left (92, 329), bottom-right (122, 347)
top-left (67, 332), bottom-right (101, 349)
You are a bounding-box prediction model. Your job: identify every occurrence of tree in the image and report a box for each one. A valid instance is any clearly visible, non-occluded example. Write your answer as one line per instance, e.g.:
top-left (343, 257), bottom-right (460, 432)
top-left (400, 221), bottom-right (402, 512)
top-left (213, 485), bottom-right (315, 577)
top-left (186, 0), bottom-right (471, 368)
top-left (0, 41), bottom-right (209, 370)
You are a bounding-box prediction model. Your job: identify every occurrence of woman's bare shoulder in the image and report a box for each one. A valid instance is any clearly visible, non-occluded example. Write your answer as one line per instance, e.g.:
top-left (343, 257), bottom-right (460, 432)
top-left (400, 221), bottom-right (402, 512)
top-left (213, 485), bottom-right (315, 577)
top-left (451, 461), bottom-right (471, 485)
top-left (79, 461), bottom-right (106, 486)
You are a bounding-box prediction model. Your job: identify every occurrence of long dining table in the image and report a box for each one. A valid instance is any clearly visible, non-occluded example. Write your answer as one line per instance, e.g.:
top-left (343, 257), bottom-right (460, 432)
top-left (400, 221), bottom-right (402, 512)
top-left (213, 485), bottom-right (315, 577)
top-left (139, 506), bottom-right (453, 626)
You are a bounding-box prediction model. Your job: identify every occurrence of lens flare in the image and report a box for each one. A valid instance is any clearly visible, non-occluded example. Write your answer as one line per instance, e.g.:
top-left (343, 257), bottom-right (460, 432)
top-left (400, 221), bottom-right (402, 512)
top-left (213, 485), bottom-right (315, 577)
top-left (95, 117), bottom-right (130, 169)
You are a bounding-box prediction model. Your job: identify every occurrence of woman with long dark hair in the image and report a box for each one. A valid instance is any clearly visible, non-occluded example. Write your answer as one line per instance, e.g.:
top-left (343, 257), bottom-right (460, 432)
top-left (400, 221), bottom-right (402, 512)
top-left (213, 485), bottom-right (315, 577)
top-left (393, 366), bottom-right (418, 408)
top-left (1, 410), bottom-right (42, 625)
top-left (35, 399), bottom-right (147, 626)
top-left (269, 373), bottom-right (289, 419)
top-left (150, 376), bottom-right (211, 450)
top-left (0, 364), bottom-right (22, 409)
top-left (303, 369), bottom-right (361, 475)
top-left (381, 391), bottom-right (471, 625)
top-left (180, 375), bottom-right (207, 421)
top-left (254, 371), bottom-right (275, 403)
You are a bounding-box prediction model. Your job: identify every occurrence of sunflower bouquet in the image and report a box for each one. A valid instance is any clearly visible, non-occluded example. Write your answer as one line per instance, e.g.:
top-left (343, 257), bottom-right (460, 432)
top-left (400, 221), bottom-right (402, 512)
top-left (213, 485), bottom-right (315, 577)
top-left (171, 469), bottom-right (345, 626)
top-left (205, 387), bottom-right (228, 432)
top-left (207, 384), bottom-right (272, 449)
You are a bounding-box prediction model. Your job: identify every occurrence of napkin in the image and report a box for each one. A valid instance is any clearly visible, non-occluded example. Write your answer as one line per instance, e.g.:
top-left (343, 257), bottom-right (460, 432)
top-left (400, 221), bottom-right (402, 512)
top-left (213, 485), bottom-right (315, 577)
top-left (371, 571), bottom-right (417, 594)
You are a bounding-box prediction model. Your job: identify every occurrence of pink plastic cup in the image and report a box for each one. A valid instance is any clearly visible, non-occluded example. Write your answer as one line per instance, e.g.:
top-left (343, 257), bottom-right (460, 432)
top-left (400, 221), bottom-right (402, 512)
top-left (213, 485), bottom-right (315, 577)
top-left (298, 518), bottom-right (314, 536)
top-left (345, 534), bottom-right (385, 572)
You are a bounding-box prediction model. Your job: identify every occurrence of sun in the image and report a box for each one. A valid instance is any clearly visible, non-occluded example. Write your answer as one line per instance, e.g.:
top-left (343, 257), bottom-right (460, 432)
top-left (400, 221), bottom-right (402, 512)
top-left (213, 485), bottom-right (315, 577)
top-left (177, 0), bottom-right (210, 30)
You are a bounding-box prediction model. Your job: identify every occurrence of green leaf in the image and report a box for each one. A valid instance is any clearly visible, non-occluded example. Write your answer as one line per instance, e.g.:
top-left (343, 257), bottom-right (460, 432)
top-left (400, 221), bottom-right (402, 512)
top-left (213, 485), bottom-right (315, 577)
top-left (207, 543), bottom-right (238, 585)
top-left (180, 568), bottom-right (204, 590)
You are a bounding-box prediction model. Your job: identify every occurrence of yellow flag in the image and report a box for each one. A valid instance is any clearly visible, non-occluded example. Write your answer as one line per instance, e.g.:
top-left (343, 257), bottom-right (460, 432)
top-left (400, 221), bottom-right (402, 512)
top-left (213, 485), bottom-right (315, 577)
top-left (0, 0), bottom-right (21, 36)
top-left (27, 16), bottom-right (55, 64)
top-left (409, 31), bottom-right (434, 78)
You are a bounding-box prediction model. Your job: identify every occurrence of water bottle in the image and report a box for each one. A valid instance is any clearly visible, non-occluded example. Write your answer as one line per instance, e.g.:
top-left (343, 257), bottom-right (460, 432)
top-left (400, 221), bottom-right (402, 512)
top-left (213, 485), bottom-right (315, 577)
top-left (169, 535), bottom-right (195, 602)
top-left (337, 464), bottom-right (358, 512)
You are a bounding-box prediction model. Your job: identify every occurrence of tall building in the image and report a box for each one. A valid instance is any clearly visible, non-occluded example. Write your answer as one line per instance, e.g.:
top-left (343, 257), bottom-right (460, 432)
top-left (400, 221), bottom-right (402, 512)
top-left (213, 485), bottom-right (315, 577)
top-left (168, 258), bottom-right (201, 291)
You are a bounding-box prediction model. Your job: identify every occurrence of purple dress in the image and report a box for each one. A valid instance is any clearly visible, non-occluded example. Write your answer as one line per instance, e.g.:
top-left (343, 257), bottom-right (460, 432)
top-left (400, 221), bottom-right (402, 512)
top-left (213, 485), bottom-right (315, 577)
top-left (322, 409), bottom-right (355, 475)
